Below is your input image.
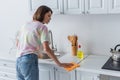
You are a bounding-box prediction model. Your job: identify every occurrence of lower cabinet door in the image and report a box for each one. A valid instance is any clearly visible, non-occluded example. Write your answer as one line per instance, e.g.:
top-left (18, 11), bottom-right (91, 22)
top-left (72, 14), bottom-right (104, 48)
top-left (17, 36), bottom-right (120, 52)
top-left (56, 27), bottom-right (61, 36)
top-left (100, 75), bottom-right (120, 80)
top-left (0, 59), bottom-right (16, 80)
top-left (108, 76), bottom-right (120, 80)
top-left (76, 71), bottom-right (100, 80)
top-left (39, 64), bottom-right (55, 80)
top-left (99, 75), bottom-right (109, 80)
top-left (55, 67), bottom-right (75, 80)
top-left (0, 77), bottom-right (16, 80)
top-left (0, 71), bottom-right (17, 80)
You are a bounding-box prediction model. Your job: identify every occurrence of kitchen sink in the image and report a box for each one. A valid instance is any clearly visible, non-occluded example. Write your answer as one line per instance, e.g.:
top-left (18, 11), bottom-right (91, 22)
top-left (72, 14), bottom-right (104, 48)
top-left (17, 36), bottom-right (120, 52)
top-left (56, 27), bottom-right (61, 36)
top-left (39, 52), bottom-right (64, 60)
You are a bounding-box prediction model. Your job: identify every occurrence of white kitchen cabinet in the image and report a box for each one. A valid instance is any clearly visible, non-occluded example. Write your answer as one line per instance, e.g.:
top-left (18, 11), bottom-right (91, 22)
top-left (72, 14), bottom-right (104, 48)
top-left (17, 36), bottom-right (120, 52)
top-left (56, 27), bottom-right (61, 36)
top-left (30, 0), bottom-right (120, 14)
top-left (103, 75), bottom-right (120, 80)
top-left (29, 0), bottom-right (108, 14)
top-left (65, 0), bottom-right (120, 14)
top-left (29, 0), bottom-right (83, 14)
top-left (108, 0), bottom-right (120, 14)
top-left (63, 0), bottom-right (84, 14)
top-left (76, 71), bottom-right (100, 80)
top-left (85, 0), bottom-right (108, 14)
top-left (29, 0), bottom-right (61, 14)
top-left (0, 59), bottom-right (16, 80)
top-left (100, 75), bottom-right (109, 80)
top-left (76, 71), bottom-right (120, 80)
top-left (66, 0), bottom-right (108, 14)
top-left (100, 75), bottom-right (120, 80)
top-left (38, 64), bottom-right (76, 80)
top-left (39, 64), bottom-right (55, 80)
top-left (55, 67), bottom-right (75, 80)
top-left (109, 76), bottom-right (120, 80)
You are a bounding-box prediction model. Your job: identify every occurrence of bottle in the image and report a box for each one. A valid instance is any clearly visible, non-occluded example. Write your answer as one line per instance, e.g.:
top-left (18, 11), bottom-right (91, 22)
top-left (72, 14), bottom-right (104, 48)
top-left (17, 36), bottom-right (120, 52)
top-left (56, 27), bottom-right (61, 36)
top-left (77, 44), bottom-right (84, 59)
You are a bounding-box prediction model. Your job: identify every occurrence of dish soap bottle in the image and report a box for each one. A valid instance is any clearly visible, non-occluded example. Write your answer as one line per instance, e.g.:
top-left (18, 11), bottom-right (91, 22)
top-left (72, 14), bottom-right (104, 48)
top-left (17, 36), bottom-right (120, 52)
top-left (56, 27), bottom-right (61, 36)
top-left (77, 44), bottom-right (84, 59)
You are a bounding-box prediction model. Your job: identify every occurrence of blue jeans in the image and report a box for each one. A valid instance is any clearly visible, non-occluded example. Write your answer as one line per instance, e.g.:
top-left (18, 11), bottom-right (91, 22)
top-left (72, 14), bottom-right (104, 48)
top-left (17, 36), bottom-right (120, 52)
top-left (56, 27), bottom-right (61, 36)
top-left (16, 54), bottom-right (39, 80)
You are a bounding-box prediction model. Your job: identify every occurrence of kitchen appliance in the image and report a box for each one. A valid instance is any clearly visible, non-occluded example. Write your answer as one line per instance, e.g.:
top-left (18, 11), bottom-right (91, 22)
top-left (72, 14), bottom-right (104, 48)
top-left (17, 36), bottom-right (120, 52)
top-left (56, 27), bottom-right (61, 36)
top-left (102, 44), bottom-right (120, 71)
top-left (110, 44), bottom-right (120, 62)
top-left (102, 57), bottom-right (120, 71)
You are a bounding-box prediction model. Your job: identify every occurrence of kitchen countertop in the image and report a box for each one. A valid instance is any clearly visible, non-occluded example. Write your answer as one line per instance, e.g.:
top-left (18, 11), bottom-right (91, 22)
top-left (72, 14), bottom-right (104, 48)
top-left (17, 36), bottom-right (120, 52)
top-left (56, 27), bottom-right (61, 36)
top-left (76, 54), bottom-right (120, 77)
top-left (0, 53), bottom-right (87, 64)
top-left (1, 53), bottom-right (120, 77)
top-left (38, 53), bottom-right (88, 65)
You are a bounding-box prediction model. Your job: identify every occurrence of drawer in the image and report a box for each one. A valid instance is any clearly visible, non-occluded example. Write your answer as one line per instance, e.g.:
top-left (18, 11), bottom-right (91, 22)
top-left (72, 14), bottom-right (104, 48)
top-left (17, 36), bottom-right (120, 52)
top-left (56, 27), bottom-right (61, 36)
top-left (0, 67), bottom-right (16, 74)
top-left (0, 71), bottom-right (16, 79)
top-left (0, 77), bottom-right (16, 80)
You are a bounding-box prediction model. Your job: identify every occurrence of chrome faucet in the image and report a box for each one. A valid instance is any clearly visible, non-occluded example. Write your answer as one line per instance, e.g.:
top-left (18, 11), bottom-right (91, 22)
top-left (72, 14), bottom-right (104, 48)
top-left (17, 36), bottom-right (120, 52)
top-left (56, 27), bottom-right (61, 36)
top-left (48, 30), bottom-right (57, 52)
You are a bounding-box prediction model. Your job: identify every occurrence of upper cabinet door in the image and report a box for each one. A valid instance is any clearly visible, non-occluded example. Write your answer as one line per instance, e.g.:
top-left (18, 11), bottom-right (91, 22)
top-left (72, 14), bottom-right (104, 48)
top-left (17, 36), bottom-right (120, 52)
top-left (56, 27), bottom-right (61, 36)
top-left (30, 0), bottom-right (120, 14)
top-left (109, 0), bottom-right (120, 13)
top-left (63, 0), bottom-right (84, 14)
top-left (30, 0), bottom-right (61, 14)
top-left (85, 0), bottom-right (108, 14)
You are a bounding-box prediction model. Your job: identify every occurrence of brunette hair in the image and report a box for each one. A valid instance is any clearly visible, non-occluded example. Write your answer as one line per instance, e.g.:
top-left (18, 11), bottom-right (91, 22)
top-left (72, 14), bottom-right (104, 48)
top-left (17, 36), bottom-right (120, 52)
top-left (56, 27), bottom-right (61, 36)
top-left (33, 5), bottom-right (53, 22)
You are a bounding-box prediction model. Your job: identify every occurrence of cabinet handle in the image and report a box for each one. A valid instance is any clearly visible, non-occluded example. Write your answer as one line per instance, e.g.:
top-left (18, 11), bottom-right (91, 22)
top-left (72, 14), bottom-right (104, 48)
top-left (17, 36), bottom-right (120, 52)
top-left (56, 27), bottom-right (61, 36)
top-left (60, 12), bottom-right (64, 14)
top-left (97, 75), bottom-right (100, 80)
top-left (4, 74), bottom-right (8, 77)
top-left (82, 12), bottom-right (85, 14)
top-left (86, 11), bottom-right (89, 14)
top-left (92, 75), bottom-right (100, 80)
top-left (3, 64), bottom-right (7, 66)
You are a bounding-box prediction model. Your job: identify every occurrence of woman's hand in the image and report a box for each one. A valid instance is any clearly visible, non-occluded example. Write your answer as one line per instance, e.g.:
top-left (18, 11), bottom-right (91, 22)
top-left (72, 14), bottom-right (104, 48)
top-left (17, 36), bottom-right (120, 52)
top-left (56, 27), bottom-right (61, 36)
top-left (58, 63), bottom-right (74, 67)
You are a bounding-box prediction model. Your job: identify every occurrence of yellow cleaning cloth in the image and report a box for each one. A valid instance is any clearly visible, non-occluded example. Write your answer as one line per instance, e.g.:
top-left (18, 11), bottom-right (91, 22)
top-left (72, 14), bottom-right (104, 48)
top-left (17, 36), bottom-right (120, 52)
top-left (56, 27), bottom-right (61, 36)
top-left (64, 62), bottom-right (80, 71)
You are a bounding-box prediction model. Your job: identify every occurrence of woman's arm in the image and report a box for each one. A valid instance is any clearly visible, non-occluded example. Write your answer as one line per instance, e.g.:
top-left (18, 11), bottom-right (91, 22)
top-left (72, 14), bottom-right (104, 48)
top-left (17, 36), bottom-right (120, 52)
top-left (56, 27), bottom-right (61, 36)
top-left (42, 41), bottom-right (73, 67)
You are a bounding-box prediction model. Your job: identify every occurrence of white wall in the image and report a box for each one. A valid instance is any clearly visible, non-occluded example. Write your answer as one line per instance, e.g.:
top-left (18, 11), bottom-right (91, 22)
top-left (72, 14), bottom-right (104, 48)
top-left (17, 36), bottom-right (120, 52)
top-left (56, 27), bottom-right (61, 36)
top-left (0, 0), bottom-right (31, 56)
top-left (48, 14), bottom-right (120, 55)
top-left (86, 15), bottom-right (120, 55)
top-left (47, 15), bottom-right (91, 55)
top-left (0, 0), bottom-right (120, 57)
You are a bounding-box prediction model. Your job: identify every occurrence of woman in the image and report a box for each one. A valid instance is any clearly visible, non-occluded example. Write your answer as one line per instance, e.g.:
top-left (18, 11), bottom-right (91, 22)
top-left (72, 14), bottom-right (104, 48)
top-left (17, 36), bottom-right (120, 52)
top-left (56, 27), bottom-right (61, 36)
top-left (16, 5), bottom-right (73, 80)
